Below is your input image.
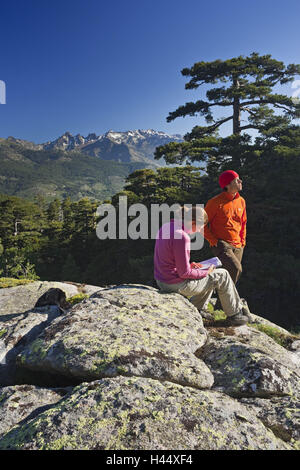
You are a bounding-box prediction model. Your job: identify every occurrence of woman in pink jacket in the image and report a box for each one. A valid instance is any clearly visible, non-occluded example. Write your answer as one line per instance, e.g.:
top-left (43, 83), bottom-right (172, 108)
top-left (154, 206), bottom-right (251, 326)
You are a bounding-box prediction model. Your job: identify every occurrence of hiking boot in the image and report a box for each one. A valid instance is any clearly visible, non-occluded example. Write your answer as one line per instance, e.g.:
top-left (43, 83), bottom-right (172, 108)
top-left (240, 298), bottom-right (254, 322)
top-left (224, 312), bottom-right (249, 326)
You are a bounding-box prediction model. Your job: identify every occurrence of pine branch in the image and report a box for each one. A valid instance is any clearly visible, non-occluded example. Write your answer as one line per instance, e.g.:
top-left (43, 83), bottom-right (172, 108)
top-left (186, 116), bottom-right (234, 139)
top-left (273, 103), bottom-right (295, 113)
top-left (239, 124), bottom-right (262, 131)
top-left (240, 106), bottom-right (258, 117)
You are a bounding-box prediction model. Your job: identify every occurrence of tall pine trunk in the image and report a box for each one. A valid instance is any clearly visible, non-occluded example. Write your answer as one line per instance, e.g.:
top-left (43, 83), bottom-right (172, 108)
top-left (232, 77), bottom-right (241, 167)
top-left (233, 77), bottom-right (241, 135)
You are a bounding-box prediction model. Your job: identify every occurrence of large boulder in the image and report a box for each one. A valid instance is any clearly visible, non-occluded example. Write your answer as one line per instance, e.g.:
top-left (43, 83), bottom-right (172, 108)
top-left (0, 282), bottom-right (299, 450)
top-left (16, 285), bottom-right (213, 390)
top-left (0, 281), bottom-right (103, 386)
top-left (0, 376), bottom-right (290, 450)
top-left (200, 325), bottom-right (300, 398)
top-left (0, 281), bottom-right (80, 319)
top-left (0, 384), bottom-right (71, 439)
top-left (240, 396), bottom-right (300, 447)
top-left (0, 306), bottom-right (62, 386)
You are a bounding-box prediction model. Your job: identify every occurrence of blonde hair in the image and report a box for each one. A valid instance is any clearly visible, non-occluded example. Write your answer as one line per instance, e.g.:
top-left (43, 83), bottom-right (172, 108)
top-left (177, 205), bottom-right (208, 225)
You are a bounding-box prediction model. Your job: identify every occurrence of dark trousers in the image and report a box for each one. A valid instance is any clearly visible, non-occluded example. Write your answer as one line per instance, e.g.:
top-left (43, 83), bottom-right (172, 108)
top-left (211, 240), bottom-right (244, 285)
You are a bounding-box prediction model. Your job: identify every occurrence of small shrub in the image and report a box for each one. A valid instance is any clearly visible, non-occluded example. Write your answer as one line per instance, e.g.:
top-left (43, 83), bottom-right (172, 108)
top-left (250, 323), bottom-right (297, 348)
top-left (66, 293), bottom-right (89, 306)
top-left (0, 277), bottom-right (35, 289)
top-left (213, 310), bottom-right (227, 321)
top-left (209, 304), bottom-right (226, 321)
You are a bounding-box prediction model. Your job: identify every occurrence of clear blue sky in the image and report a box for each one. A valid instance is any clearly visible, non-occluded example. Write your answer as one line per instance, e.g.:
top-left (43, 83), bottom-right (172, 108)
top-left (1, 0), bottom-right (300, 143)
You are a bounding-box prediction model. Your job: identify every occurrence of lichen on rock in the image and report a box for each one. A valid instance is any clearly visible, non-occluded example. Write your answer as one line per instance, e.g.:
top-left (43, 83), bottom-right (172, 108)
top-left (0, 384), bottom-right (71, 439)
top-left (16, 286), bottom-right (213, 390)
top-left (0, 377), bottom-right (292, 450)
top-left (0, 281), bottom-right (299, 450)
top-left (201, 325), bottom-right (300, 399)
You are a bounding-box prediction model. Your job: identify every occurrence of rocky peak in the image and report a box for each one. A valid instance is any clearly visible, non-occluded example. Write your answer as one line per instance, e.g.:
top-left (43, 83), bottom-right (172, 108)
top-left (4, 130), bottom-right (183, 166)
top-left (86, 132), bottom-right (98, 141)
top-left (43, 129), bottom-right (182, 149)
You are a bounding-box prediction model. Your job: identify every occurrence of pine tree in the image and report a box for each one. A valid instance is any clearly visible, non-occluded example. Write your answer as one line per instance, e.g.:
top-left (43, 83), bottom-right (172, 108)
top-left (0, 246), bottom-right (39, 279)
top-left (61, 197), bottom-right (75, 241)
top-left (155, 53), bottom-right (300, 169)
top-left (123, 167), bottom-right (204, 205)
top-left (47, 198), bottom-right (62, 223)
top-left (73, 198), bottom-right (98, 242)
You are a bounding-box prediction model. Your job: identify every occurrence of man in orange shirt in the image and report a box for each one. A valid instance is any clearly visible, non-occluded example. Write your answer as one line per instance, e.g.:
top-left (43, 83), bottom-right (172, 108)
top-left (204, 170), bottom-right (246, 285)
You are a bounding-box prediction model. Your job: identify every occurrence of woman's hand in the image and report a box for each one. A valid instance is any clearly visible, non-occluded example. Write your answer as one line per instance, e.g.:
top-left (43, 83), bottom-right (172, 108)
top-left (207, 265), bottom-right (216, 275)
top-left (191, 262), bottom-right (203, 269)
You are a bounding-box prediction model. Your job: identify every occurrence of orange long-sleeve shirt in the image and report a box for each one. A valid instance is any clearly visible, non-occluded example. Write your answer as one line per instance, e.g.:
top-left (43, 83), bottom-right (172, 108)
top-left (204, 191), bottom-right (247, 248)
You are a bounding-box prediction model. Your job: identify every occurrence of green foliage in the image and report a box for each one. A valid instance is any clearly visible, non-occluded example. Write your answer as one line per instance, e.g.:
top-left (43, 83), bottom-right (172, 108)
top-left (250, 323), bottom-right (300, 348)
top-left (0, 277), bottom-right (35, 288)
top-left (0, 247), bottom-right (40, 280)
top-left (124, 166), bottom-right (204, 205)
top-left (212, 310), bottom-right (227, 321)
top-left (66, 294), bottom-right (89, 306)
top-left (155, 53), bottom-right (300, 168)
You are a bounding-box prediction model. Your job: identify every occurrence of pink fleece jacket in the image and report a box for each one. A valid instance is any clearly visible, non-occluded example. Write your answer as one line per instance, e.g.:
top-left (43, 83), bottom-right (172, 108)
top-left (154, 219), bottom-right (210, 284)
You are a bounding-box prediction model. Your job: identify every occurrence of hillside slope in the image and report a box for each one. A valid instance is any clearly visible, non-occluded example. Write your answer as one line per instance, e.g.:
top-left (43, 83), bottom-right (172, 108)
top-left (0, 139), bottom-right (152, 202)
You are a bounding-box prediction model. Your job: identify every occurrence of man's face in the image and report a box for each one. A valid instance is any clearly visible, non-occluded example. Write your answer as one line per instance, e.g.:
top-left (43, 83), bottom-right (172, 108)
top-left (227, 176), bottom-right (242, 193)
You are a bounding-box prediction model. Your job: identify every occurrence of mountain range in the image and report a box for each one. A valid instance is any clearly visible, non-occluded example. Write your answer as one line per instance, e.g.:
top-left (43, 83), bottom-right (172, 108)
top-left (0, 130), bottom-right (183, 202)
top-left (7, 129), bottom-right (183, 166)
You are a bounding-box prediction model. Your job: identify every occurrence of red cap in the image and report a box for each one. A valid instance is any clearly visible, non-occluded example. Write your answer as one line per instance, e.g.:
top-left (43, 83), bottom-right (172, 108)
top-left (219, 170), bottom-right (239, 188)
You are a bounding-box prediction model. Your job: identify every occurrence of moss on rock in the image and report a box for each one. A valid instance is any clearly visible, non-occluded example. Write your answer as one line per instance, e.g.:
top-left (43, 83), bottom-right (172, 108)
top-left (0, 377), bottom-right (291, 450)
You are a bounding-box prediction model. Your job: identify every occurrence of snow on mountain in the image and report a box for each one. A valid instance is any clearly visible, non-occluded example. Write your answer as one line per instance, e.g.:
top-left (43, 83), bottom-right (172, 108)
top-left (104, 129), bottom-right (182, 144)
top-left (44, 129), bottom-right (182, 148)
top-left (41, 129), bottom-right (183, 165)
